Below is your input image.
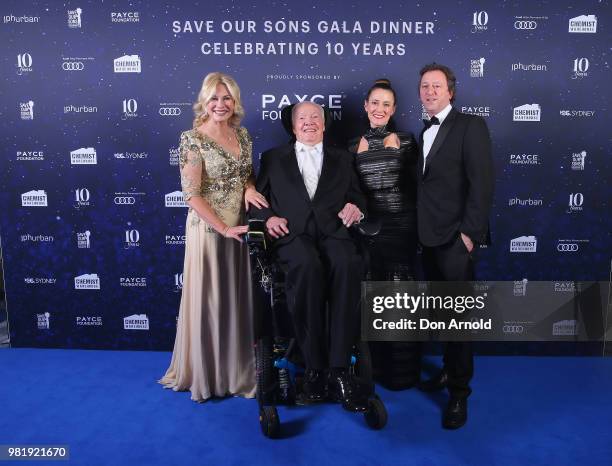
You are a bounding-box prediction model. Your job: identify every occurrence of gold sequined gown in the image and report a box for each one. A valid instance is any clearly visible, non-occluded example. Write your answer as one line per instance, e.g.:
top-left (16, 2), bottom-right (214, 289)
top-left (159, 127), bottom-right (256, 402)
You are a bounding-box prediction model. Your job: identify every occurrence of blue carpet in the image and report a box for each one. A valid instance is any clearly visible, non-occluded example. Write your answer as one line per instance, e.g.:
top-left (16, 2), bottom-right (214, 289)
top-left (1, 349), bottom-right (611, 466)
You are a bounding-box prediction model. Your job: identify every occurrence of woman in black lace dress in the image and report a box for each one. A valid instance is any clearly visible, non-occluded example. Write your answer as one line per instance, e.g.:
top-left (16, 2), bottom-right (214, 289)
top-left (349, 79), bottom-right (421, 389)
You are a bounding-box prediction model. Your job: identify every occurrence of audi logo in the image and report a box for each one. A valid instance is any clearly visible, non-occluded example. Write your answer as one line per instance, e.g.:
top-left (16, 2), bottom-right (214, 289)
top-left (557, 243), bottom-right (579, 252)
top-left (62, 61), bottom-right (84, 71)
top-left (114, 196), bottom-right (136, 205)
top-left (503, 325), bottom-right (524, 334)
top-left (159, 107), bottom-right (181, 116)
top-left (514, 21), bottom-right (537, 30)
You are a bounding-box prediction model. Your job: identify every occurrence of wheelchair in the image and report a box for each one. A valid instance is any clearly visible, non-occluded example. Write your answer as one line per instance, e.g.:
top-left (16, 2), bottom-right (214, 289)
top-left (247, 218), bottom-right (388, 438)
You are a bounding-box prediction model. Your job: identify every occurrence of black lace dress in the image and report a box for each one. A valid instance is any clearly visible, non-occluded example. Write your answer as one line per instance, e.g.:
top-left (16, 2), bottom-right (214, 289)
top-left (350, 126), bottom-right (418, 280)
top-left (350, 125), bottom-right (421, 389)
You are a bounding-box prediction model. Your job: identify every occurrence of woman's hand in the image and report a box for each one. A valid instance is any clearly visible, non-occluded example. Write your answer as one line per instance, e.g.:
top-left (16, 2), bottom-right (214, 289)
top-left (244, 186), bottom-right (269, 211)
top-left (383, 132), bottom-right (400, 149)
top-left (223, 225), bottom-right (248, 242)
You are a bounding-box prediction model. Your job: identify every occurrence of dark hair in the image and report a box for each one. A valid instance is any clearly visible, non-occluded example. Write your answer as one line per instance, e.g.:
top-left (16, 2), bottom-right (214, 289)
top-left (365, 78), bottom-right (397, 105)
top-left (418, 63), bottom-right (456, 102)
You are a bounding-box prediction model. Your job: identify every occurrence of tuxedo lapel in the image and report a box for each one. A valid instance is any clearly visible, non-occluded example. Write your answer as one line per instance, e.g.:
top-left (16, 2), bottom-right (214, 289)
top-left (313, 147), bottom-right (337, 201)
top-left (423, 108), bottom-right (458, 177)
top-left (418, 128), bottom-right (426, 177)
top-left (280, 145), bottom-right (311, 204)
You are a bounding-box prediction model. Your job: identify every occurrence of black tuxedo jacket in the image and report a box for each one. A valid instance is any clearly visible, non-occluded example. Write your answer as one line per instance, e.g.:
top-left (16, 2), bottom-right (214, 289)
top-left (417, 108), bottom-right (494, 247)
top-left (252, 143), bottom-right (367, 246)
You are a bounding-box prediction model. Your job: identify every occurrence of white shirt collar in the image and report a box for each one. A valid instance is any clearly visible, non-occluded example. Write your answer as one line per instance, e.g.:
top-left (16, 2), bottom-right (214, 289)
top-left (432, 104), bottom-right (453, 124)
top-left (295, 141), bottom-right (323, 154)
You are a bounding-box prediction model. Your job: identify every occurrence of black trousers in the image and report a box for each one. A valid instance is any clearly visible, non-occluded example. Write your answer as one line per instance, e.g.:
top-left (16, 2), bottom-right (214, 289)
top-left (422, 234), bottom-right (475, 399)
top-left (275, 216), bottom-right (363, 370)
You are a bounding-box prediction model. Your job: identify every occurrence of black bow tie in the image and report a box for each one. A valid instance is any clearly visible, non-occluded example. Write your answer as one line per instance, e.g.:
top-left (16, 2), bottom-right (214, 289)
top-left (423, 116), bottom-right (440, 129)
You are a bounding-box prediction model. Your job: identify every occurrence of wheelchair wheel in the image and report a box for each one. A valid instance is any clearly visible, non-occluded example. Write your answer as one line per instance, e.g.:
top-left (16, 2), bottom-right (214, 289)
top-left (364, 397), bottom-right (388, 430)
top-left (255, 336), bottom-right (274, 406)
top-left (259, 406), bottom-right (280, 438)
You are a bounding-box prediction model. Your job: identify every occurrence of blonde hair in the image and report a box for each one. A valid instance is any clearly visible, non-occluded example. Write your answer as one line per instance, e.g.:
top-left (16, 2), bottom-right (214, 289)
top-left (192, 72), bottom-right (244, 128)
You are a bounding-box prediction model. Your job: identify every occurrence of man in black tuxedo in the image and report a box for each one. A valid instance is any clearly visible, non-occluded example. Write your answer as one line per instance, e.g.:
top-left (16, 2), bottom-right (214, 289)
top-left (253, 102), bottom-right (367, 411)
top-left (416, 63), bottom-right (494, 429)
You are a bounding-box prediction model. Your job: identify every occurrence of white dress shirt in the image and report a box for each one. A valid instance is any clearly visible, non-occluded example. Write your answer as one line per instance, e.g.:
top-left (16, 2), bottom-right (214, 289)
top-left (423, 104), bottom-right (452, 173)
top-left (295, 141), bottom-right (323, 199)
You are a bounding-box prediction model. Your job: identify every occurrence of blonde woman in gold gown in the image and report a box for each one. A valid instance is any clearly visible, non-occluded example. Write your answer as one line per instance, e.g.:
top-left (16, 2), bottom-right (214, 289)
top-left (160, 72), bottom-right (268, 402)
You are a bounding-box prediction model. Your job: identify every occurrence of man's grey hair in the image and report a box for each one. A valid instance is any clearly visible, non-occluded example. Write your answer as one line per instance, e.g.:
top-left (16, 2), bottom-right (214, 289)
top-left (291, 101), bottom-right (325, 125)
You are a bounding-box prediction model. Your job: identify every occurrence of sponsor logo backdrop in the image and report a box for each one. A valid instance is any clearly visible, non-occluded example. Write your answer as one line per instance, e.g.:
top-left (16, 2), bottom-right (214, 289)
top-left (1, 1), bottom-right (610, 349)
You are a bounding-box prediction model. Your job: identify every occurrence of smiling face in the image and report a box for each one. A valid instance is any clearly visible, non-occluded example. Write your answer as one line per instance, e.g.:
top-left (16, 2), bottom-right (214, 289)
top-left (364, 88), bottom-right (396, 128)
top-left (419, 70), bottom-right (453, 117)
top-left (292, 102), bottom-right (324, 145)
top-left (205, 83), bottom-right (235, 123)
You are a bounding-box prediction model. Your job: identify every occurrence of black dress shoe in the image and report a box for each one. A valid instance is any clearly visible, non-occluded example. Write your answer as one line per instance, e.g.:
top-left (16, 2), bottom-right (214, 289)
top-left (443, 397), bottom-right (467, 429)
top-left (301, 368), bottom-right (326, 402)
top-left (418, 369), bottom-right (448, 392)
top-left (328, 369), bottom-right (368, 412)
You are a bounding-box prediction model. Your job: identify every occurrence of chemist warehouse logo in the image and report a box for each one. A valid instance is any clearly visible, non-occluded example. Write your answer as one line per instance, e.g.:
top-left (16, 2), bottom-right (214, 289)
top-left (261, 93), bottom-right (344, 121)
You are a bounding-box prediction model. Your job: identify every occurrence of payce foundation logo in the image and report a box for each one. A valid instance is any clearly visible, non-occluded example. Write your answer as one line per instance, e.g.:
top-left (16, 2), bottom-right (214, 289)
top-left (261, 94), bottom-right (343, 121)
top-left (17, 150), bottom-right (44, 161)
top-left (111, 12), bottom-right (139, 23)
top-left (513, 104), bottom-right (540, 122)
top-left (114, 54), bottom-right (141, 73)
top-left (509, 153), bottom-right (539, 165)
top-left (120, 277), bottom-right (147, 288)
top-left (461, 105), bottom-right (490, 118)
top-left (510, 235), bottom-right (537, 252)
top-left (76, 316), bottom-right (103, 327)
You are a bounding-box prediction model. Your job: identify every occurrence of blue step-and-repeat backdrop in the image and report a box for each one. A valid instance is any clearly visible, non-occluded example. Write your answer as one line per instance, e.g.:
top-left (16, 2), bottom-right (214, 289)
top-left (1, 1), bottom-right (610, 349)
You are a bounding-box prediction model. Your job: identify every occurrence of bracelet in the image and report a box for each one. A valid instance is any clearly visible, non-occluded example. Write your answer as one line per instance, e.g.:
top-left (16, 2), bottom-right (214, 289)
top-left (222, 226), bottom-right (230, 237)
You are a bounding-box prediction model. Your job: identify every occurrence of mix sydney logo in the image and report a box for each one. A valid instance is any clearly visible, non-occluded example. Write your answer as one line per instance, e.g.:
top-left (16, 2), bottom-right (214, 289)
top-left (20, 101), bottom-right (34, 120)
top-left (114, 54), bottom-right (141, 73)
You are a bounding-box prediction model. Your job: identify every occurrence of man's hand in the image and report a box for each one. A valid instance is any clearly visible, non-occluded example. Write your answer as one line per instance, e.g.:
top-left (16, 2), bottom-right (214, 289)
top-left (266, 216), bottom-right (289, 239)
top-left (461, 232), bottom-right (474, 253)
top-left (338, 203), bottom-right (363, 228)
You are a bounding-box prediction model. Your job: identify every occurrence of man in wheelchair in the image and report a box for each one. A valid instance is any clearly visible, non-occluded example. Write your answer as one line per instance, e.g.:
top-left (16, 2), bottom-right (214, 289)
top-left (251, 101), bottom-right (368, 412)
